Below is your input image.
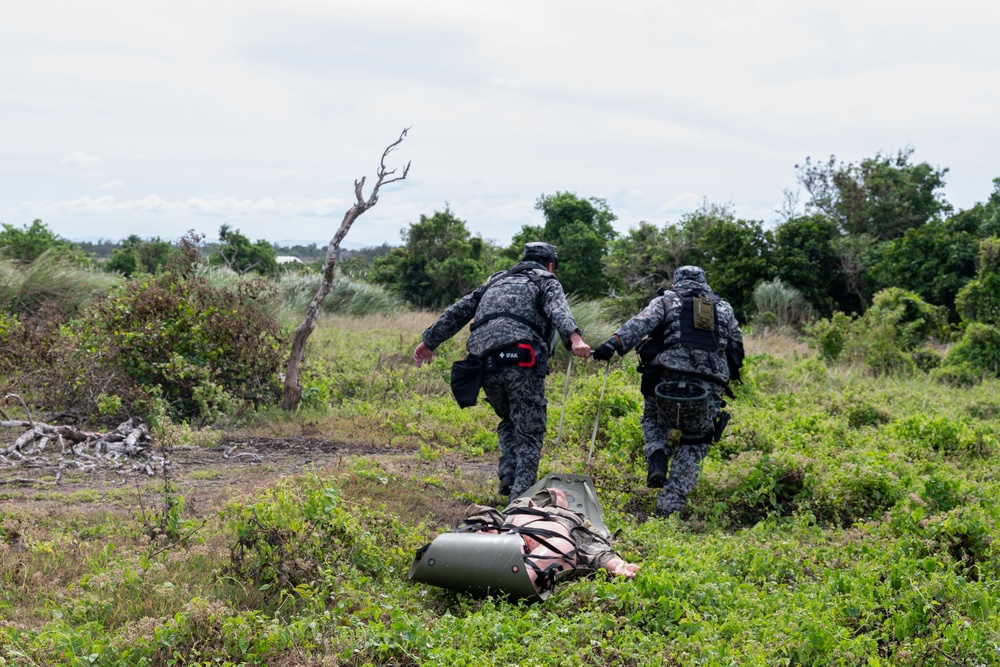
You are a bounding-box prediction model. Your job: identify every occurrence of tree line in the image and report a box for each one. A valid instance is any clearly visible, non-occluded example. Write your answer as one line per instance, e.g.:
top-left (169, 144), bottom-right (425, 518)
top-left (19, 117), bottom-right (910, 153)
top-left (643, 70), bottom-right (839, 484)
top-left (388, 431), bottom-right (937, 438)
top-left (3, 147), bottom-right (999, 326)
top-left (370, 148), bottom-right (1000, 327)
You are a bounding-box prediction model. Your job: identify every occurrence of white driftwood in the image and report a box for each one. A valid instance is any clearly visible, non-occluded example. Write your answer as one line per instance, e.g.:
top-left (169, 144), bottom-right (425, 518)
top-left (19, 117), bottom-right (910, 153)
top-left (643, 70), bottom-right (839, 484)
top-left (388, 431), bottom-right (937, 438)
top-left (1, 418), bottom-right (159, 477)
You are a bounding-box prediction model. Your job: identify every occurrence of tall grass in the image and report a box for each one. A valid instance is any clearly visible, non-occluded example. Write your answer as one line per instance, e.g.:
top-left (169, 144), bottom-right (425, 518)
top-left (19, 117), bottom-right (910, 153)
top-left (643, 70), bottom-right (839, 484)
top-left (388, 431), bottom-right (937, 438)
top-left (194, 265), bottom-right (408, 324)
top-left (751, 277), bottom-right (813, 330)
top-left (0, 251), bottom-right (119, 317)
top-left (275, 271), bottom-right (406, 318)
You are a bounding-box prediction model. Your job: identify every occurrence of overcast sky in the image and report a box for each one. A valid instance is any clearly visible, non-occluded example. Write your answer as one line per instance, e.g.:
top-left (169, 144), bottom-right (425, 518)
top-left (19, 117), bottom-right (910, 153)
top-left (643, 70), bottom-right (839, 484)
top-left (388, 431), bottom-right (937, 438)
top-left (2, 1), bottom-right (998, 249)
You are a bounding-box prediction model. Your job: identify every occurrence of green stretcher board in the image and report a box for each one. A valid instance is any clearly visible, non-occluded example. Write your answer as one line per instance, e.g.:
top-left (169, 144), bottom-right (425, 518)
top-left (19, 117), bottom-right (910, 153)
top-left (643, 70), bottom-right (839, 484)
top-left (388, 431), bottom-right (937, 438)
top-left (408, 473), bottom-right (608, 601)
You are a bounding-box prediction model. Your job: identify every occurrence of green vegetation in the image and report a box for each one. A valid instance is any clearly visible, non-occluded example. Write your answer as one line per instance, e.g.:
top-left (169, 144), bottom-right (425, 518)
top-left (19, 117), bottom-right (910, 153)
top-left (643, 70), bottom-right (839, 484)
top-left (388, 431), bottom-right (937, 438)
top-left (1, 314), bottom-right (999, 665)
top-left (2, 147), bottom-right (1000, 663)
top-left (210, 224), bottom-right (280, 278)
top-left (372, 208), bottom-right (495, 308)
top-left (0, 219), bottom-right (89, 264)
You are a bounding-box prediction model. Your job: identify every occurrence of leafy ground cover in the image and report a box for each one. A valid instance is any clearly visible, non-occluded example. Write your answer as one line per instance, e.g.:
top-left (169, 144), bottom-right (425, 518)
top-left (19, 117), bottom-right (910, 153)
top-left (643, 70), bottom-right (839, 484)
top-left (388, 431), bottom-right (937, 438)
top-left (1, 314), bottom-right (999, 666)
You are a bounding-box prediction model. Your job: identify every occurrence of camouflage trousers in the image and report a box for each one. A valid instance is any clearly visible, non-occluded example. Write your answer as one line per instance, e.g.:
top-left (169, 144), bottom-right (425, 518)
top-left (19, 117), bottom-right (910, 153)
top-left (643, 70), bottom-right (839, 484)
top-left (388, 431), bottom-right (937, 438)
top-left (482, 366), bottom-right (547, 500)
top-left (641, 374), bottom-right (724, 516)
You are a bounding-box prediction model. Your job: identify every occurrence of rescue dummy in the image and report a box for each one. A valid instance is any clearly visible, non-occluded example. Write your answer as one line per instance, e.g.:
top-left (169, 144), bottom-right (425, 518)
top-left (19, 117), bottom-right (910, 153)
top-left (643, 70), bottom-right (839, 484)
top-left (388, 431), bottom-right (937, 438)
top-left (409, 474), bottom-right (639, 601)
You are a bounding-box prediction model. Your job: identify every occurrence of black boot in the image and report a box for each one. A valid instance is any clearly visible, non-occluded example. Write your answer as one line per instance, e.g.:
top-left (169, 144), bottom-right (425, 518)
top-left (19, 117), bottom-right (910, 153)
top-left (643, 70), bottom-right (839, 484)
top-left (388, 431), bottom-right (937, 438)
top-left (499, 475), bottom-right (514, 497)
top-left (646, 450), bottom-right (667, 489)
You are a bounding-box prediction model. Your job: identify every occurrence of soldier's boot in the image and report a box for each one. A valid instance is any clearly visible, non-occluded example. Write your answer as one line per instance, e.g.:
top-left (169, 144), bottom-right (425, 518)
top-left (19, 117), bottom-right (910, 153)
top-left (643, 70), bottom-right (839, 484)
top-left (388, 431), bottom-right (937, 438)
top-left (646, 450), bottom-right (668, 489)
top-left (654, 491), bottom-right (686, 519)
top-left (499, 475), bottom-right (515, 497)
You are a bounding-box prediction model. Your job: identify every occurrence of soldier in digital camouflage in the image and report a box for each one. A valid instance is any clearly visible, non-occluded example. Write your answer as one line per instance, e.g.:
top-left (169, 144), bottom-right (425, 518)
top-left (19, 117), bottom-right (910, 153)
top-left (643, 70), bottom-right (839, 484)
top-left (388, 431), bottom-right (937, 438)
top-left (413, 242), bottom-right (592, 500)
top-left (592, 265), bottom-right (744, 518)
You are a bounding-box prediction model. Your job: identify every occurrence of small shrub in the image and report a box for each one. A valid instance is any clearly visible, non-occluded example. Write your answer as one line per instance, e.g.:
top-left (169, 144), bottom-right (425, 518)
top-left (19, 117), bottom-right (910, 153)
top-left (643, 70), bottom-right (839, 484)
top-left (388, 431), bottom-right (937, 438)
top-left (842, 402), bottom-right (891, 429)
top-left (890, 414), bottom-right (963, 453)
top-left (911, 347), bottom-right (943, 373)
top-left (751, 278), bottom-right (813, 330)
top-left (805, 311), bottom-right (852, 361)
top-left (695, 452), bottom-right (808, 528)
top-left (955, 237), bottom-right (1000, 326)
top-left (83, 271), bottom-right (284, 422)
top-left (921, 472), bottom-right (964, 513)
top-left (869, 287), bottom-right (948, 349)
top-left (936, 323), bottom-right (1000, 383)
top-left (931, 361), bottom-right (981, 387)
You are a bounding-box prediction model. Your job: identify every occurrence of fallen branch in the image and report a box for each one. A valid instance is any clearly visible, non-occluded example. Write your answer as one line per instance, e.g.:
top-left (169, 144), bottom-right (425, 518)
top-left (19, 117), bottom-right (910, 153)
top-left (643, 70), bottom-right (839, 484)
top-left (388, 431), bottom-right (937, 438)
top-left (0, 477), bottom-right (54, 486)
top-left (2, 417), bottom-right (160, 477)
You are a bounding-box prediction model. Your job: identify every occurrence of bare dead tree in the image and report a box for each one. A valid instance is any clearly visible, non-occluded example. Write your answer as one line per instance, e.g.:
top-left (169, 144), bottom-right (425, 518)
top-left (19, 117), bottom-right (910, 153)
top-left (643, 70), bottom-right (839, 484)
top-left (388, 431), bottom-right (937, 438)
top-left (281, 128), bottom-right (411, 411)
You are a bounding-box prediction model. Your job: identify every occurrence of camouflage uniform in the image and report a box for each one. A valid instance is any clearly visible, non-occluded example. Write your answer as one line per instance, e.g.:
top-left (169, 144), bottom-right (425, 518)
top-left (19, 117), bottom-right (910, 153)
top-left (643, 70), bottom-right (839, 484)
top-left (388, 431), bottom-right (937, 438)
top-left (421, 259), bottom-right (582, 499)
top-left (609, 266), bottom-right (743, 517)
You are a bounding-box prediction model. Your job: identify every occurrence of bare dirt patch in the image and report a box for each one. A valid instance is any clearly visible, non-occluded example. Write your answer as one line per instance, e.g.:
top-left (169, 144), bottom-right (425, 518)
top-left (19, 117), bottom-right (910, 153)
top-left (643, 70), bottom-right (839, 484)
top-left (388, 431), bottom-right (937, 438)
top-left (0, 430), bottom-right (495, 529)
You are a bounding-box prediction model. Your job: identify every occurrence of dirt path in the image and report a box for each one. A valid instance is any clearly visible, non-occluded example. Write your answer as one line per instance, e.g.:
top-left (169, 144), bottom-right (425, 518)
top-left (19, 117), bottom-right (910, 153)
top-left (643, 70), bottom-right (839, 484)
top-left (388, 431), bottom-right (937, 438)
top-left (0, 434), bottom-right (496, 528)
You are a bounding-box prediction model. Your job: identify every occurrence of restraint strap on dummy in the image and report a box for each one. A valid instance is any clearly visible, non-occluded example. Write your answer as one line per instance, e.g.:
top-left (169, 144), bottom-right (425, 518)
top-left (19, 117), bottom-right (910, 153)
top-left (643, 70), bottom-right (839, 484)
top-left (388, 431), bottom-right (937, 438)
top-left (506, 515), bottom-right (580, 593)
top-left (456, 509), bottom-right (504, 533)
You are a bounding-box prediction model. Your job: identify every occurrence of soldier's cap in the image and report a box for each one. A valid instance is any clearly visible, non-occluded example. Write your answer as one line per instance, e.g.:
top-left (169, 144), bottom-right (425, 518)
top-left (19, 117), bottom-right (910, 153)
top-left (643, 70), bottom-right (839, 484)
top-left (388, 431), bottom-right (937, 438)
top-left (672, 265), bottom-right (707, 285)
top-left (522, 242), bottom-right (558, 268)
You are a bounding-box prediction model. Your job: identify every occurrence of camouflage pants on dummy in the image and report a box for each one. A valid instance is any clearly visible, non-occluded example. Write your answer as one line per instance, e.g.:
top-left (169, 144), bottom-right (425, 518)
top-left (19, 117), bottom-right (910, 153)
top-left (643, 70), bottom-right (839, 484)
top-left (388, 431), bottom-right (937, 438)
top-left (641, 376), bottom-right (724, 517)
top-left (482, 366), bottom-right (547, 499)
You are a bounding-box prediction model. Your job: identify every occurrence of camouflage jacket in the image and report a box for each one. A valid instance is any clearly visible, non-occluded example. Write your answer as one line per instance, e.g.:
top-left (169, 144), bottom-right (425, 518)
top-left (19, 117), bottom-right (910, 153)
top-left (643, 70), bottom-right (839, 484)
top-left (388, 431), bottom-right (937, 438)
top-left (421, 261), bottom-right (581, 358)
top-left (612, 279), bottom-right (743, 384)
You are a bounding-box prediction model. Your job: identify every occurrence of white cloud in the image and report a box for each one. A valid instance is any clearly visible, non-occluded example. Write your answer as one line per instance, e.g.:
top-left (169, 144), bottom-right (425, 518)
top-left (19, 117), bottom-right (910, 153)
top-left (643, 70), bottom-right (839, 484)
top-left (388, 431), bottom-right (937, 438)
top-left (59, 151), bottom-right (102, 167)
top-left (2, 0), bottom-right (1000, 246)
top-left (22, 194), bottom-right (350, 218)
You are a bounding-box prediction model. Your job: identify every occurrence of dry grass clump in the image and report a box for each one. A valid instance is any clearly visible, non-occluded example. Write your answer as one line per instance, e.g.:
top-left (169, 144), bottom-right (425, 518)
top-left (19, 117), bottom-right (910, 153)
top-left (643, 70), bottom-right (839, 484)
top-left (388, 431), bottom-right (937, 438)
top-left (744, 329), bottom-right (812, 360)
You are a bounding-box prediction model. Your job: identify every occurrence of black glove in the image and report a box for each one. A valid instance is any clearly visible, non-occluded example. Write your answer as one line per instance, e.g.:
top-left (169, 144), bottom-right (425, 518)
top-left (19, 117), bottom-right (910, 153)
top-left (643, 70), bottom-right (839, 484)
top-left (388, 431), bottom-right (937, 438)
top-left (592, 339), bottom-right (618, 361)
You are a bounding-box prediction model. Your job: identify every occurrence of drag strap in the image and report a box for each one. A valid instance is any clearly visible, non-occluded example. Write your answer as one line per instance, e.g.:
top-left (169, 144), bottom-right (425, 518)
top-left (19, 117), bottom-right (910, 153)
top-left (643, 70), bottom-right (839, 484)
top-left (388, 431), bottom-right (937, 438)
top-left (456, 510), bottom-right (504, 533)
top-left (504, 516), bottom-right (579, 563)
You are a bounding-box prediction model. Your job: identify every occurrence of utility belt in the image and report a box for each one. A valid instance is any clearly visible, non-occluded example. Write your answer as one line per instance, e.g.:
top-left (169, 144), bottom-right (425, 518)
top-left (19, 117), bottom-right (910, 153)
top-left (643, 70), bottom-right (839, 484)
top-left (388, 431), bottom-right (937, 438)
top-left (482, 342), bottom-right (546, 375)
top-left (450, 342), bottom-right (546, 409)
top-left (640, 365), bottom-right (724, 398)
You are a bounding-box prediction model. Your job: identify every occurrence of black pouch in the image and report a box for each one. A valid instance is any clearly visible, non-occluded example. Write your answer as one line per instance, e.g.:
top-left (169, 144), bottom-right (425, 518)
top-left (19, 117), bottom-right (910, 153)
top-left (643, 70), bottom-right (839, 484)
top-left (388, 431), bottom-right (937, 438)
top-left (450, 357), bottom-right (483, 408)
top-left (640, 366), bottom-right (662, 397)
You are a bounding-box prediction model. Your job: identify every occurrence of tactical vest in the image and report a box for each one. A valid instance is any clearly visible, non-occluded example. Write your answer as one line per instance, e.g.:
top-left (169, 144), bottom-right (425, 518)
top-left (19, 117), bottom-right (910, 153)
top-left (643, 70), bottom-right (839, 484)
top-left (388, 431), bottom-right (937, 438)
top-left (468, 262), bottom-right (556, 355)
top-left (677, 289), bottom-right (723, 353)
top-left (635, 287), bottom-right (725, 374)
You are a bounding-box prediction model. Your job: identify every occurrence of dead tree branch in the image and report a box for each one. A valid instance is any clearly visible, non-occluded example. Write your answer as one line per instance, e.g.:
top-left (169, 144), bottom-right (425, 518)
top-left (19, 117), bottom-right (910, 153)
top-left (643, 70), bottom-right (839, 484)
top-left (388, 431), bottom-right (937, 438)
top-left (3, 393), bottom-right (34, 426)
top-left (281, 127), bottom-right (411, 411)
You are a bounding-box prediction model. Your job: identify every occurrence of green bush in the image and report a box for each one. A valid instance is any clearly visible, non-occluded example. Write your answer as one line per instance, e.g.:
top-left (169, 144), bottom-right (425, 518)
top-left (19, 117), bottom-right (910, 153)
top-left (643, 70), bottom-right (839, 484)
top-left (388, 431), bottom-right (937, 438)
top-left (931, 361), bottom-right (981, 387)
top-left (869, 287), bottom-right (948, 349)
top-left (2, 245), bottom-right (285, 423)
top-left (83, 272), bottom-right (284, 422)
top-left (955, 237), bottom-right (1000, 326)
top-left (808, 290), bottom-right (946, 375)
top-left (224, 475), bottom-right (422, 610)
top-left (935, 323), bottom-right (1000, 384)
top-left (751, 277), bottom-right (813, 330)
top-left (805, 311), bottom-right (852, 361)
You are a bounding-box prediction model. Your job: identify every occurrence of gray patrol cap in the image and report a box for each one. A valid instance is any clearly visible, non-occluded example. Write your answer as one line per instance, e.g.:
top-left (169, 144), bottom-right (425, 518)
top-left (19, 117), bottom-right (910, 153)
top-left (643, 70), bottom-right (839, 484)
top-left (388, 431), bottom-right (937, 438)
top-left (522, 242), bottom-right (558, 267)
top-left (673, 265), bottom-right (707, 285)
